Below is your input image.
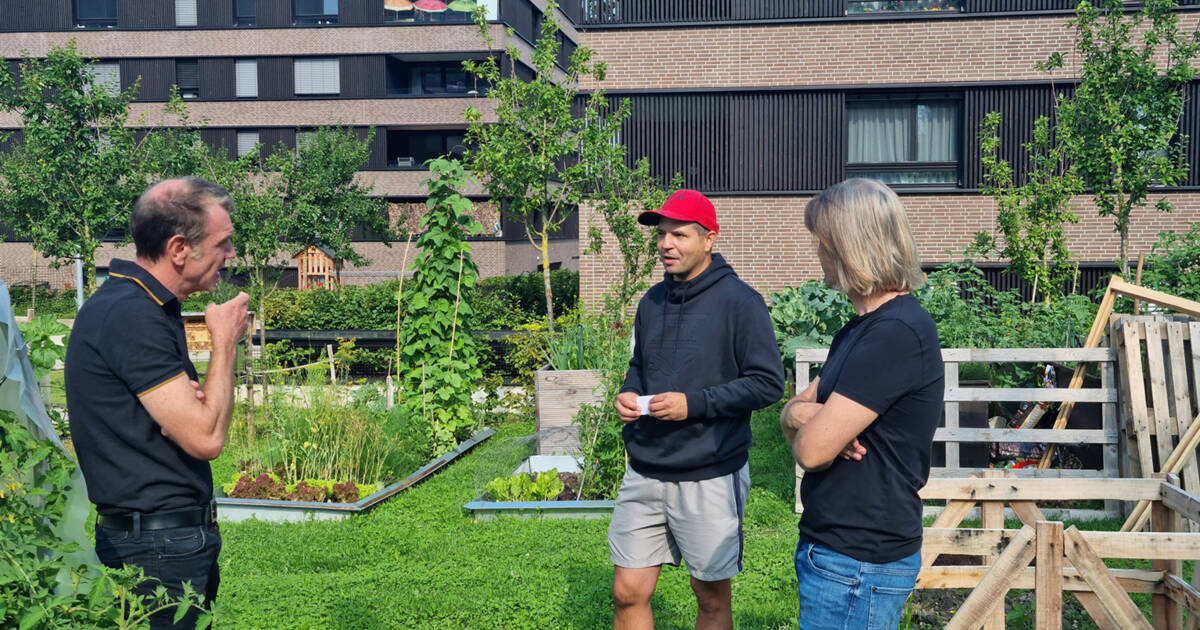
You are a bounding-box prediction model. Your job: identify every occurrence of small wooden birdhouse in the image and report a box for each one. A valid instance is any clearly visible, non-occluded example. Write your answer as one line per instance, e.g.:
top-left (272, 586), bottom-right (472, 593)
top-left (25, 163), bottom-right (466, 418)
top-left (294, 245), bottom-right (343, 290)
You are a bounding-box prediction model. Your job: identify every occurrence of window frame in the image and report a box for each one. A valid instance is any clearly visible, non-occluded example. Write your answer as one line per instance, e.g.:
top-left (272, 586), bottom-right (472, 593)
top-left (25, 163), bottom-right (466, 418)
top-left (235, 59), bottom-right (258, 98)
top-left (236, 130), bottom-right (260, 158)
top-left (175, 0), bottom-right (198, 26)
top-left (846, 0), bottom-right (963, 15)
top-left (293, 0), bottom-right (338, 25)
top-left (293, 57), bottom-right (341, 96)
top-left (176, 59), bottom-right (200, 99)
top-left (845, 92), bottom-right (963, 188)
top-left (74, 0), bottom-right (118, 28)
top-left (234, 0), bottom-right (255, 26)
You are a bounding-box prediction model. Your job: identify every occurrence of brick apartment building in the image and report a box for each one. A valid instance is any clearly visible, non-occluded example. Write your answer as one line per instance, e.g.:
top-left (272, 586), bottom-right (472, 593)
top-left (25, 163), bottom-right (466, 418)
top-left (574, 0), bottom-right (1200, 307)
top-left (0, 0), bottom-right (583, 288)
top-left (1, 1), bottom-right (1199, 303)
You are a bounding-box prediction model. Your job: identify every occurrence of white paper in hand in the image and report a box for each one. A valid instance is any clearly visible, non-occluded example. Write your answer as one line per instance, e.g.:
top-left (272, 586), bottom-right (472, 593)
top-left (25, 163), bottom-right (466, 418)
top-left (636, 395), bottom-right (653, 416)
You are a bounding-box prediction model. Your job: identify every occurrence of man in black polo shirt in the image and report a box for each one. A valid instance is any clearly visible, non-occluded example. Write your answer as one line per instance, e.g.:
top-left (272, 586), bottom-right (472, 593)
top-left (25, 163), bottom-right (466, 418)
top-left (66, 177), bottom-right (249, 629)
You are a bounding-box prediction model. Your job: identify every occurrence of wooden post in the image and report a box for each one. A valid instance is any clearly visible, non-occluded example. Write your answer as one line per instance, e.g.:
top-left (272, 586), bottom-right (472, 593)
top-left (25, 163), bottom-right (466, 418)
top-left (326, 343), bottom-right (336, 384)
top-left (982, 468), bottom-right (1007, 630)
top-left (945, 361), bottom-right (961, 470)
top-left (1035, 520), bottom-right (1064, 630)
top-left (1133, 253), bottom-right (1145, 315)
top-left (1152, 476), bottom-right (1184, 630)
top-left (945, 526), bottom-right (1037, 630)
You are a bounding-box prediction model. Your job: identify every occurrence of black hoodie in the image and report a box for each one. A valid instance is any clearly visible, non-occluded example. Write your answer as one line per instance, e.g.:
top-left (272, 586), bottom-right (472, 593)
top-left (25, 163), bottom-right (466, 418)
top-left (620, 253), bottom-right (785, 481)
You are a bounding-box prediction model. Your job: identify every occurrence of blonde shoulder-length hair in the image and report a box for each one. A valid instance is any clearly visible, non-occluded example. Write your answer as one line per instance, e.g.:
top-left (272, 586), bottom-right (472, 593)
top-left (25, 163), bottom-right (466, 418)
top-left (804, 178), bottom-right (925, 297)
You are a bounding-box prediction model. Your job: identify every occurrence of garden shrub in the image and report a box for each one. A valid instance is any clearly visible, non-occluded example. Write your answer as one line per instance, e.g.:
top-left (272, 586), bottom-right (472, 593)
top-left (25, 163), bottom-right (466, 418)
top-left (767, 281), bottom-right (854, 370)
top-left (7, 286), bottom-right (78, 318)
top-left (1141, 223), bottom-right (1200, 302)
top-left (484, 469), bottom-right (565, 502)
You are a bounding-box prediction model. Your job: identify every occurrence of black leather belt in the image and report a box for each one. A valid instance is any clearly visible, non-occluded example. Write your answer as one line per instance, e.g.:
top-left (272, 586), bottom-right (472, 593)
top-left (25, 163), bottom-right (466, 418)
top-left (98, 501), bottom-right (217, 531)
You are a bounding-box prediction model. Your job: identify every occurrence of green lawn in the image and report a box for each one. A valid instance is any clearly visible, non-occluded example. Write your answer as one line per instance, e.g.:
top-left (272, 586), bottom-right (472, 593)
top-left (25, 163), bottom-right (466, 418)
top-left (211, 404), bottom-right (801, 629)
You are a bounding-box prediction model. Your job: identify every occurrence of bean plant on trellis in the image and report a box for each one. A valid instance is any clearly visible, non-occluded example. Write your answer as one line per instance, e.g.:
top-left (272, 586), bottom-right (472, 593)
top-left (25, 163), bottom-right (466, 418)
top-left (397, 158), bottom-right (483, 455)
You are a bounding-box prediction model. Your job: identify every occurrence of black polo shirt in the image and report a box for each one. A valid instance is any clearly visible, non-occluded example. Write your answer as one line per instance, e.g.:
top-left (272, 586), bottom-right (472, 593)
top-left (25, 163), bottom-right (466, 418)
top-left (65, 259), bottom-right (211, 516)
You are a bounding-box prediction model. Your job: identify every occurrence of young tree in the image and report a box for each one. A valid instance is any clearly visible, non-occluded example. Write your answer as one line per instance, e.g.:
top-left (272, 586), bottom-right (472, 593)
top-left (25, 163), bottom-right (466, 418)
top-left (978, 111), bottom-right (1082, 302)
top-left (463, 0), bottom-right (622, 333)
top-left (1044, 0), bottom-right (1199, 275)
top-left (0, 42), bottom-right (145, 296)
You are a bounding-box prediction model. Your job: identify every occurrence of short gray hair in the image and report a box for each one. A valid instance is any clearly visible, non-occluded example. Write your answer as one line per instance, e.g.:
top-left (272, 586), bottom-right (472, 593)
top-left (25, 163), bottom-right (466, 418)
top-left (131, 177), bottom-right (234, 261)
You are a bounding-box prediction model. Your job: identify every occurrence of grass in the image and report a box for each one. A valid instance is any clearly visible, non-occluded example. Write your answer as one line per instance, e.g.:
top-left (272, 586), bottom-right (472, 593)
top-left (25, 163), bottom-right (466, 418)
top-left (193, 401), bottom-right (1151, 628)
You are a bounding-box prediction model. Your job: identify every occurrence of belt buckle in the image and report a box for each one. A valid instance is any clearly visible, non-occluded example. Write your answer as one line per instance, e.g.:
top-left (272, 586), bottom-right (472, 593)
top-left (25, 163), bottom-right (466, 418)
top-left (208, 500), bottom-right (217, 524)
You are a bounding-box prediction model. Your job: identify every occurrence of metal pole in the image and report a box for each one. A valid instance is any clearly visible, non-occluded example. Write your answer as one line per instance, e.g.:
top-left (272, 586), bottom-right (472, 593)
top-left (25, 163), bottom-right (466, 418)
top-left (74, 256), bottom-right (84, 309)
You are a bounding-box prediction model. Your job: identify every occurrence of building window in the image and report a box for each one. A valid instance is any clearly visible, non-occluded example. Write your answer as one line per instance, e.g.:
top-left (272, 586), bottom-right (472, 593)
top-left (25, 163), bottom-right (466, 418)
top-left (294, 0), bottom-right (338, 25)
top-left (235, 0), bottom-right (255, 26)
top-left (386, 57), bottom-right (487, 96)
top-left (236, 131), bottom-right (260, 157)
top-left (294, 58), bottom-right (340, 96)
top-left (176, 60), bottom-right (200, 99)
top-left (385, 0), bottom-right (476, 23)
top-left (386, 130), bottom-right (466, 168)
top-left (175, 0), bottom-right (198, 26)
top-left (847, 97), bottom-right (961, 186)
top-left (296, 130), bottom-right (317, 151)
top-left (87, 62), bottom-right (120, 96)
top-left (75, 0), bottom-right (117, 28)
top-left (235, 59), bottom-right (258, 98)
top-left (847, 0), bottom-right (961, 13)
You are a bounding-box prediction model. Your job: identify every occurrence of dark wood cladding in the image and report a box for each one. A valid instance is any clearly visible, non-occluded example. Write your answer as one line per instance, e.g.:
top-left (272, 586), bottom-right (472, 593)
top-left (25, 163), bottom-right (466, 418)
top-left (201, 58), bottom-right (235, 99)
top-left (118, 0), bottom-right (173, 28)
top-left (261, 127), bottom-right (296, 153)
top-left (0, 0), bottom-right (72, 31)
top-left (500, 0), bottom-right (539, 44)
top-left (257, 0), bottom-right (294, 27)
top-left (1185, 81), bottom-right (1200, 187)
top-left (341, 56), bottom-right (384, 98)
top-left (623, 91), bottom-right (843, 193)
top-left (961, 84), bottom-right (1062, 189)
top-left (359, 126), bottom-right (388, 169)
top-left (590, 0), bottom-right (839, 23)
top-left (201, 128), bottom-right (236, 158)
top-left (199, 0), bottom-right (235, 27)
top-left (257, 57), bottom-right (294, 98)
top-left (121, 58), bottom-right (173, 101)
top-left (963, 0), bottom-right (1076, 11)
top-left (340, 0), bottom-right (383, 25)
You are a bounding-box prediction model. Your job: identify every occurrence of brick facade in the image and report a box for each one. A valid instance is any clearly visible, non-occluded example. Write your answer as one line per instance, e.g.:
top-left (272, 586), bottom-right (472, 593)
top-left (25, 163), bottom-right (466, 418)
top-left (579, 193), bottom-right (1200, 309)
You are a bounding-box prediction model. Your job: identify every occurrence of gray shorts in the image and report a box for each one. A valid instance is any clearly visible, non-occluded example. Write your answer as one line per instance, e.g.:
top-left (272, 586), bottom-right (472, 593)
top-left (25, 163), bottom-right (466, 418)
top-left (608, 463), bottom-right (749, 582)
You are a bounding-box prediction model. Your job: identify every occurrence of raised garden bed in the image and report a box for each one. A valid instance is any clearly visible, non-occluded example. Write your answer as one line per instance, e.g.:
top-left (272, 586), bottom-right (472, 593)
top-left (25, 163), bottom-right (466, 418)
top-left (463, 454), bottom-right (615, 521)
top-left (216, 428), bottom-right (495, 523)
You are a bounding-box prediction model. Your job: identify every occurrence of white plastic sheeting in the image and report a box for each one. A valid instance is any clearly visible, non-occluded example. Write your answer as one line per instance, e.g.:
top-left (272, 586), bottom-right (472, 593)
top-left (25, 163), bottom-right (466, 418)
top-left (0, 281), bottom-right (98, 575)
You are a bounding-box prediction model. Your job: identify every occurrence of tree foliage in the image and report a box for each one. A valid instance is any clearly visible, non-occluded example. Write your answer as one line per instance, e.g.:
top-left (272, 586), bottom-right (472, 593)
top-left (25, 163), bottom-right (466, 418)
top-left (397, 158), bottom-right (483, 455)
top-left (978, 111), bottom-right (1082, 301)
top-left (0, 42), bottom-right (144, 295)
top-left (463, 0), bottom-right (621, 332)
top-left (1045, 0), bottom-right (1199, 275)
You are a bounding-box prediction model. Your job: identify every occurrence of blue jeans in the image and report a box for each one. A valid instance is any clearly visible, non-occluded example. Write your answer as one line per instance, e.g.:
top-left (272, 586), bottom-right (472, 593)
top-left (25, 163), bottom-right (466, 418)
top-left (795, 538), bottom-right (920, 630)
top-left (95, 523), bottom-right (221, 629)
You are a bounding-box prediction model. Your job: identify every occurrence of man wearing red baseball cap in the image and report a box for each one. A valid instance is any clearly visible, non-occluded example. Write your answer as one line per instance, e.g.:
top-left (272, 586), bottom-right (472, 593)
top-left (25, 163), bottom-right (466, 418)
top-left (609, 189), bottom-right (784, 630)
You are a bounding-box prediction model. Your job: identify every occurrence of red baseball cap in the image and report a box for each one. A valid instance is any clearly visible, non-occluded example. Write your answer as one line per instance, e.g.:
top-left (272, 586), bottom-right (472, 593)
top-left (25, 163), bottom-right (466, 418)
top-left (638, 189), bottom-right (719, 234)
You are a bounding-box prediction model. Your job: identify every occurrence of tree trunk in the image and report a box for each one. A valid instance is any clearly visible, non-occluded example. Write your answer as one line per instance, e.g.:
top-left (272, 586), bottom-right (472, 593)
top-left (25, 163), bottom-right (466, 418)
top-left (1119, 223), bottom-right (1130, 279)
top-left (540, 213), bottom-right (555, 334)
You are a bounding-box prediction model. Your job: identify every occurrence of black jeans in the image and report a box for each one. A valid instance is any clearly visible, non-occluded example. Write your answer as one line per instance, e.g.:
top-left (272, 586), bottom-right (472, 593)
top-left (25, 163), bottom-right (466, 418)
top-left (95, 522), bottom-right (221, 629)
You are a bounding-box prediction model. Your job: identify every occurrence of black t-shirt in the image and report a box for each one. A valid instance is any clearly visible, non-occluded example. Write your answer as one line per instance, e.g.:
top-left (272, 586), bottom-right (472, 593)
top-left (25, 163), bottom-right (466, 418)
top-left (796, 293), bottom-right (943, 564)
top-left (65, 259), bottom-right (210, 516)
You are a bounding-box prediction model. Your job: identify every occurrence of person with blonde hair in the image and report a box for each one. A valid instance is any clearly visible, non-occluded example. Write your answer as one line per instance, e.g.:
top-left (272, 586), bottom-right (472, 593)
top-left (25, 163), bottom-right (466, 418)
top-left (780, 178), bottom-right (944, 630)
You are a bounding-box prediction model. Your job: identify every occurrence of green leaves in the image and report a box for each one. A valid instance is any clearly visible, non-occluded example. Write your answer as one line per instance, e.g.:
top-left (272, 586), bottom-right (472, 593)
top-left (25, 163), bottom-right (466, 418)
top-left (16, 315), bottom-right (69, 381)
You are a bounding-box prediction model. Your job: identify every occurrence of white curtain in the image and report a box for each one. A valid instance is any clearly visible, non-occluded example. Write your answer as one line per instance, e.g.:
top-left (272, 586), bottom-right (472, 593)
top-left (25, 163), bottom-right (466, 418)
top-left (235, 59), bottom-right (258, 98)
top-left (175, 0), bottom-right (198, 26)
top-left (917, 102), bottom-right (958, 162)
top-left (294, 58), bottom-right (340, 95)
top-left (848, 103), bottom-right (909, 163)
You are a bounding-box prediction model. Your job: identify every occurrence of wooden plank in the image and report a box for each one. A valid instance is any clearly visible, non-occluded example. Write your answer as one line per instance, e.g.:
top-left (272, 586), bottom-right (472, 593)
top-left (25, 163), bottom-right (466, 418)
top-left (1163, 575), bottom-right (1200, 620)
top-left (1153, 498), bottom-right (1184, 630)
top-left (1168, 323), bottom-right (1193, 436)
top-left (981, 470), bottom-right (1007, 630)
top-left (945, 526), bottom-right (1037, 630)
top-left (1190, 323), bottom-right (1200, 419)
top-left (940, 347), bottom-right (1118, 362)
top-left (1146, 322), bottom-right (1177, 463)
top-left (916, 565), bottom-right (1162, 593)
top-left (923, 499), bottom-right (977, 566)
top-left (1039, 277), bottom-right (1120, 469)
top-left (1075, 591), bottom-right (1127, 630)
top-left (920, 478), bottom-right (1165, 502)
top-left (936, 427), bottom-right (1115, 444)
top-left (923, 527), bottom-right (1200, 560)
top-left (929, 467), bottom-right (1111, 479)
top-left (1102, 360), bottom-right (1123, 514)
top-left (1125, 415), bottom-right (1200, 532)
top-left (1111, 278), bottom-right (1200, 319)
top-left (1010, 500), bottom-right (1048, 527)
top-left (945, 361), bottom-right (960, 471)
top-left (1063, 525), bottom-right (1154, 630)
top-left (946, 387), bottom-right (1115, 403)
top-left (1036, 521), bottom-right (1064, 630)
top-left (1162, 483), bottom-right (1200, 527)
top-left (1115, 316), bottom-right (1139, 480)
top-left (1124, 320), bottom-right (1158, 480)
top-left (794, 360), bottom-right (813, 514)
